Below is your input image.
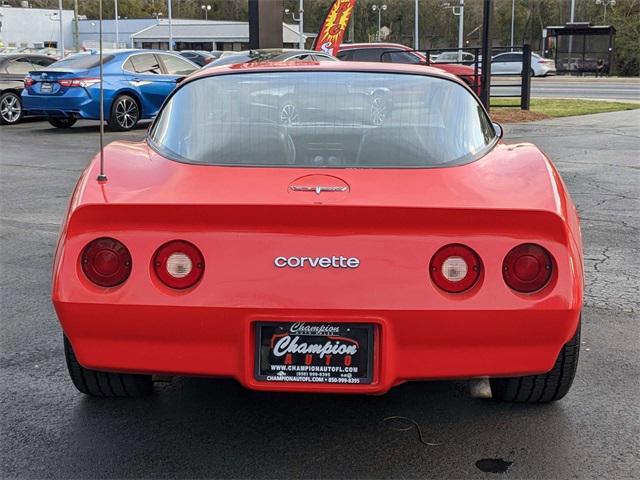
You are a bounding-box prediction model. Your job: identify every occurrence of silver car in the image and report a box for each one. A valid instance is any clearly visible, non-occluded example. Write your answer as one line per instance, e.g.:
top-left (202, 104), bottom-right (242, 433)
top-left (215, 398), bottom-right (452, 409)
top-left (491, 52), bottom-right (556, 77)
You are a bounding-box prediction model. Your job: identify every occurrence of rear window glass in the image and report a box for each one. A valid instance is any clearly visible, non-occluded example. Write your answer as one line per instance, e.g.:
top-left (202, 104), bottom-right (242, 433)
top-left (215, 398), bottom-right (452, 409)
top-left (149, 71), bottom-right (496, 168)
top-left (51, 54), bottom-right (114, 69)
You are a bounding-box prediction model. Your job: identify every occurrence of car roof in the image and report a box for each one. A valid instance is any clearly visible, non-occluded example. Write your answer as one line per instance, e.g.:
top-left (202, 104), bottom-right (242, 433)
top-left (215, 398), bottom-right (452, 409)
top-left (187, 60), bottom-right (461, 85)
top-left (338, 42), bottom-right (410, 51)
top-left (0, 53), bottom-right (55, 60)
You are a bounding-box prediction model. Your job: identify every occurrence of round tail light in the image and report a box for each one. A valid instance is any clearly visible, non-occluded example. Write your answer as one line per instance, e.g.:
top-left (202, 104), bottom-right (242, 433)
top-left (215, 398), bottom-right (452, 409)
top-left (503, 244), bottom-right (553, 293)
top-left (153, 240), bottom-right (204, 289)
top-left (430, 244), bottom-right (481, 293)
top-left (81, 237), bottom-right (132, 287)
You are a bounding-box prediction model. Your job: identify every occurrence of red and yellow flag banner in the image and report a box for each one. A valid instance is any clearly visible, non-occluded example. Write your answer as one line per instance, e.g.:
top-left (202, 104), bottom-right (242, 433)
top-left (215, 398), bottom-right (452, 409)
top-left (313, 0), bottom-right (357, 56)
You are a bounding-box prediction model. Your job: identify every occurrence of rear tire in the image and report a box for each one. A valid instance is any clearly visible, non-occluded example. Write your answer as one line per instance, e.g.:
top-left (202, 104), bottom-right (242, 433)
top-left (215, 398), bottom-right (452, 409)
top-left (108, 94), bottom-right (140, 131)
top-left (64, 336), bottom-right (153, 397)
top-left (490, 321), bottom-right (580, 403)
top-left (48, 117), bottom-right (77, 128)
top-left (0, 91), bottom-right (23, 125)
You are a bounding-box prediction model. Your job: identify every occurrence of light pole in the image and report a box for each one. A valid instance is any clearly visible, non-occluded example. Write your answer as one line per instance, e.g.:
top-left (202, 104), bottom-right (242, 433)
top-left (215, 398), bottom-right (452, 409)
top-left (115, 0), bottom-right (119, 47)
top-left (595, 0), bottom-right (616, 22)
top-left (414, 0), bottom-right (419, 50)
top-left (74, 0), bottom-right (80, 51)
top-left (58, 0), bottom-right (64, 58)
top-left (201, 5), bottom-right (211, 20)
top-left (168, 0), bottom-right (173, 51)
top-left (443, 1), bottom-right (464, 62)
top-left (284, 0), bottom-right (305, 50)
top-left (371, 4), bottom-right (387, 42)
top-left (510, 0), bottom-right (515, 49)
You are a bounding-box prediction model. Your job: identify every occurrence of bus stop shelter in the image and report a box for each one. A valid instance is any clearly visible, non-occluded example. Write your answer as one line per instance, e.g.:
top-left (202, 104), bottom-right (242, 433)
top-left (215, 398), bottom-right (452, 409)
top-left (542, 22), bottom-right (616, 75)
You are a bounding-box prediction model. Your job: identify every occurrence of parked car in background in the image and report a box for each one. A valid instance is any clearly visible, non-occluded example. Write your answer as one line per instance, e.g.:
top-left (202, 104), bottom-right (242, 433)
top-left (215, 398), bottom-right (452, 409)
top-left (491, 52), bottom-right (556, 77)
top-left (337, 43), bottom-right (481, 93)
top-left (208, 49), bottom-right (338, 67)
top-left (0, 54), bottom-right (57, 125)
top-left (21, 49), bottom-right (198, 131)
top-left (434, 51), bottom-right (476, 65)
top-left (178, 50), bottom-right (218, 67)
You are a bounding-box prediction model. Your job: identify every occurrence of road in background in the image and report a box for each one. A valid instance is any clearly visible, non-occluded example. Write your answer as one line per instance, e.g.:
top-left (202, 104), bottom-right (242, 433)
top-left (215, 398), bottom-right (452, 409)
top-left (1, 113), bottom-right (639, 478)
top-left (492, 77), bottom-right (640, 101)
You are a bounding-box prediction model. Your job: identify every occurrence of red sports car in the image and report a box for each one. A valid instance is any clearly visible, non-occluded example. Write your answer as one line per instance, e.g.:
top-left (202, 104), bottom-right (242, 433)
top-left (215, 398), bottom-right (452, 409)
top-left (52, 61), bottom-right (583, 402)
top-left (337, 43), bottom-right (482, 93)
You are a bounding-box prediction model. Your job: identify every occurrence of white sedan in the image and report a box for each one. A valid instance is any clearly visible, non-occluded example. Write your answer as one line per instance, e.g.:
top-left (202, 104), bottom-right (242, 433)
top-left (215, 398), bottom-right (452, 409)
top-left (492, 52), bottom-right (557, 77)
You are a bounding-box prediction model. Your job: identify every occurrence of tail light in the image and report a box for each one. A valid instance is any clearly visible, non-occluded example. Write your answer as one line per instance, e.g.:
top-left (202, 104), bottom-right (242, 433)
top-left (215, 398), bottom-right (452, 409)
top-left (430, 244), bottom-right (481, 293)
top-left (153, 240), bottom-right (204, 289)
top-left (81, 238), bottom-right (132, 287)
top-left (24, 76), bottom-right (34, 88)
top-left (503, 244), bottom-right (553, 293)
top-left (58, 78), bottom-right (100, 88)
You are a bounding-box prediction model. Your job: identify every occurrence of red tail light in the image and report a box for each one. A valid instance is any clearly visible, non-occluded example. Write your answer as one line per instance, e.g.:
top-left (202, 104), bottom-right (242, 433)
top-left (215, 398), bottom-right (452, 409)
top-left (153, 240), bottom-right (204, 289)
top-left (24, 76), bottom-right (34, 88)
top-left (58, 78), bottom-right (100, 88)
top-left (503, 244), bottom-right (553, 293)
top-left (81, 238), bottom-right (132, 287)
top-left (430, 244), bottom-right (481, 293)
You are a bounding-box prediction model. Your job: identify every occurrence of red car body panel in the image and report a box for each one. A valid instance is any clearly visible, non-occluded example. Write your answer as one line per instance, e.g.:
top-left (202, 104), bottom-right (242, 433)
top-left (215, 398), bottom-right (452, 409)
top-left (338, 43), bottom-right (482, 93)
top-left (52, 62), bottom-right (583, 394)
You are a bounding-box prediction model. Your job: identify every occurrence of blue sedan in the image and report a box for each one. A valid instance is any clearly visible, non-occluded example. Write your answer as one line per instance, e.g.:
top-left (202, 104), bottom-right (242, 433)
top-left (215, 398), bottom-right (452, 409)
top-left (21, 49), bottom-right (198, 131)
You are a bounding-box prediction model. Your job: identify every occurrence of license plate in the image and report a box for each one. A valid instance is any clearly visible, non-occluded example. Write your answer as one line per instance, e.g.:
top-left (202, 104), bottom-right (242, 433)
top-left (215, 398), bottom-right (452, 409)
top-left (40, 82), bottom-right (53, 93)
top-left (255, 322), bottom-right (374, 384)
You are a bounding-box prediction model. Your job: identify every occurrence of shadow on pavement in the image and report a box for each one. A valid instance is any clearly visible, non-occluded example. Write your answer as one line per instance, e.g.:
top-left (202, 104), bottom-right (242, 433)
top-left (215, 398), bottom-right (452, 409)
top-left (56, 378), bottom-right (571, 478)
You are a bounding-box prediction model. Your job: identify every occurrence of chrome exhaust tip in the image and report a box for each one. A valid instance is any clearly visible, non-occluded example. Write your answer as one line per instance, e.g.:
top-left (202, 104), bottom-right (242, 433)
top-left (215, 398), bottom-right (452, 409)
top-left (469, 377), bottom-right (492, 399)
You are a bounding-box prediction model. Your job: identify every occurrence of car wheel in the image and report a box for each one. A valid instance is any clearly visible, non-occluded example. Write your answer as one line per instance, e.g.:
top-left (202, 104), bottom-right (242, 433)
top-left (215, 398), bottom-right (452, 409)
top-left (370, 94), bottom-right (388, 126)
top-left (0, 91), bottom-right (23, 125)
top-left (530, 68), bottom-right (536, 78)
top-left (109, 94), bottom-right (140, 131)
top-left (490, 320), bottom-right (580, 403)
top-left (48, 117), bottom-right (77, 128)
top-left (64, 336), bottom-right (153, 397)
top-left (279, 102), bottom-right (299, 125)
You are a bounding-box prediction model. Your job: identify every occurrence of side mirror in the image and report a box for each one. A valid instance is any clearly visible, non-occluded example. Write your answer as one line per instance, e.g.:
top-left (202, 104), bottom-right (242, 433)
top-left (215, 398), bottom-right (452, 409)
top-left (493, 122), bottom-right (503, 140)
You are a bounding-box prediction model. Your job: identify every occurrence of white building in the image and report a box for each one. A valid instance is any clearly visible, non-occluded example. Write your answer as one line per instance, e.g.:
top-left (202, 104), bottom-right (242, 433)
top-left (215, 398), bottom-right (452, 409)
top-left (130, 19), bottom-right (311, 51)
top-left (0, 5), bottom-right (74, 50)
top-left (78, 18), bottom-right (157, 49)
top-left (0, 7), bottom-right (316, 54)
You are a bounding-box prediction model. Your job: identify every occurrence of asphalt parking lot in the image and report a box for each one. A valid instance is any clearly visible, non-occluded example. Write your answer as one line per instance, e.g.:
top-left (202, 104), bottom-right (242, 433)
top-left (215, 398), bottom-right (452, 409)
top-left (1, 112), bottom-right (639, 479)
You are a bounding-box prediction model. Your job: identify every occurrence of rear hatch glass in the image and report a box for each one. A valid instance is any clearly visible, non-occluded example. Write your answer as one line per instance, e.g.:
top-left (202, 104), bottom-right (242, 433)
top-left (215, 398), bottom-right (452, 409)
top-left (150, 71), bottom-right (496, 168)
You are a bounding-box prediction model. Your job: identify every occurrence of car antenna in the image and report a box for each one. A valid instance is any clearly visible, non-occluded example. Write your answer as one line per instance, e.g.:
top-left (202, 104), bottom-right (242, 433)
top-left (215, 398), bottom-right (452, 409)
top-left (96, 0), bottom-right (107, 182)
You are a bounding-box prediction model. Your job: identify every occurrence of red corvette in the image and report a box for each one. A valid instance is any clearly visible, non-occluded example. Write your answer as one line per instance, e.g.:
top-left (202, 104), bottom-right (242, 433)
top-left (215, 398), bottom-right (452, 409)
top-left (53, 62), bottom-right (583, 401)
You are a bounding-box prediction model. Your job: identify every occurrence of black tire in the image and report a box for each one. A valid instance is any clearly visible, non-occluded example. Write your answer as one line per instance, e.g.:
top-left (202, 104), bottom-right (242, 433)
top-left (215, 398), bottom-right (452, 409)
top-left (108, 94), bottom-right (140, 131)
top-left (491, 321), bottom-right (580, 403)
top-left (48, 117), bottom-right (77, 128)
top-left (64, 336), bottom-right (153, 397)
top-left (530, 68), bottom-right (536, 78)
top-left (0, 91), bottom-right (23, 125)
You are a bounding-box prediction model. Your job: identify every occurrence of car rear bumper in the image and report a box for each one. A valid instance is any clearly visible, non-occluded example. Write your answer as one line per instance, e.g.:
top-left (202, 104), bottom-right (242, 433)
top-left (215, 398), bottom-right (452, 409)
top-left (21, 90), bottom-right (97, 119)
top-left (56, 302), bottom-right (580, 394)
